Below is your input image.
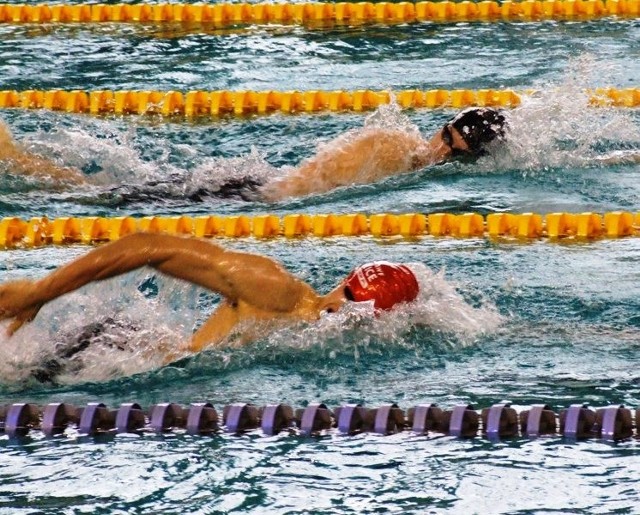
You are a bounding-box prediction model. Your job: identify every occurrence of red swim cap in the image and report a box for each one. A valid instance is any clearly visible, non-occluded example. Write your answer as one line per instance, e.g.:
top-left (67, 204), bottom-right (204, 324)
top-left (343, 262), bottom-right (420, 311)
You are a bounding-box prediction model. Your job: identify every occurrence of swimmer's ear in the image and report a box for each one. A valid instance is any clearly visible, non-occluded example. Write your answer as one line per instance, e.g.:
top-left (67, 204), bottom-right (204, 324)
top-left (319, 286), bottom-right (348, 315)
top-left (319, 298), bottom-right (345, 315)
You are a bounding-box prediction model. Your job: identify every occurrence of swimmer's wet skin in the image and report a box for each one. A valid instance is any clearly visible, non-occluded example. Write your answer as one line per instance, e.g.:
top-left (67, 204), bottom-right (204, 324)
top-left (101, 108), bottom-right (507, 205)
top-left (27, 263), bottom-right (421, 383)
top-left (0, 233), bottom-right (424, 373)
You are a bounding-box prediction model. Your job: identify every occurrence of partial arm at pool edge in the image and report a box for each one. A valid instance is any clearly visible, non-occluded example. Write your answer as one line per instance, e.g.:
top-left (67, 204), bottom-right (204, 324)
top-left (0, 120), bottom-right (87, 185)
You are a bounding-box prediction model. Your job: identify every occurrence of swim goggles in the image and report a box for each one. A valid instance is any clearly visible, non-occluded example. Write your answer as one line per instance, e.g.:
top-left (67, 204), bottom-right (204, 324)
top-left (441, 124), bottom-right (474, 158)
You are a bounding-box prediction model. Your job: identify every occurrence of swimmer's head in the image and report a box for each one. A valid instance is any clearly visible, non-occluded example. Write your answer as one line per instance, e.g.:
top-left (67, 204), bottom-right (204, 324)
top-left (441, 107), bottom-right (507, 159)
top-left (342, 261), bottom-right (420, 311)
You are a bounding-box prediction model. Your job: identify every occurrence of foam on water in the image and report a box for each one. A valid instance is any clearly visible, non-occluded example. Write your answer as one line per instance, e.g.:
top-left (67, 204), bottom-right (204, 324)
top-left (232, 263), bottom-right (503, 363)
top-left (485, 55), bottom-right (640, 174)
top-left (0, 272), bottom-right (197, 386)
top-left (182, 58), bottom-right (640, 200)
top-left (20, 119), bottom-right (178, 187)
top-left (16, 121), bottom-right (279, 203)
top-left (186, 146), bottom-right (278, 194)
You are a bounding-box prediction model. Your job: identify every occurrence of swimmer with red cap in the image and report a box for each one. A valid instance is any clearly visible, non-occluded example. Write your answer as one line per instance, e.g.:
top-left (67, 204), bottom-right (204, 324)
top-left (0, 233), bottom-right (421, 366)
top-left (342, 262), bottom-right (420, 311)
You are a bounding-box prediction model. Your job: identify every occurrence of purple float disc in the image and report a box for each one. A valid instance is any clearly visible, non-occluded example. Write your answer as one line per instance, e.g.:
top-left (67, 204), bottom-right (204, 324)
top-left (300, 403), bottom-right (328, 436)
top-left (115, 403), bottom-right (143, 434)
top-left (601, 406), bottom-right (622, 440)
top-left (225, 403), bottom-right (247, 433)
top-left (186, 403), bottom-right (217, 435)
top-left (563, 404), bottom-right (586, 438)
top-left (411, 404), bottom-right (436, 434)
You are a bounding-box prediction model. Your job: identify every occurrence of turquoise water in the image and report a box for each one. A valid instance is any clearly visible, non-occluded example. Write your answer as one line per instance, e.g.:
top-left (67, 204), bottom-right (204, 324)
top-left (1, 7), bottom-right (640, 514)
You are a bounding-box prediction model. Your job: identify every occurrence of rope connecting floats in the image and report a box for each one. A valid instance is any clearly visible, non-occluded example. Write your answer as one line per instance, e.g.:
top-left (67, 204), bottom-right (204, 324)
top-left (0, 88), bottom-right (639, 117)
top-left (1, 401), bottom-right (638, 442)
top-left (1, 212), bottom-right (639, 248)
top-left (0, 1), bottom-right (639, 26)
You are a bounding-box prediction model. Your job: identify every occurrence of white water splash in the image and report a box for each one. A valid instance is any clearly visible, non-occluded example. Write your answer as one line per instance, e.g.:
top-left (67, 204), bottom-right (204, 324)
top-left (185, 146), bottom-right (277, 195)
top-left (23, 120), bottom-right (181, 186)
top-left (5, 54), bottom-right (639, 196)
top-left (17, 120), bottom-right (281, 200)
top-left (484, 55), bottom-right (640, 174)
top-left (0, 273), bottom-right (197, 385)
top-left (363, 96), bottom-right (423, 134)
top-left (260, 101), bottom-right (427, 200)
top-left (407, 262), bottom-right (504, 341)
top-left (0, 262), bottom-right (502, 385)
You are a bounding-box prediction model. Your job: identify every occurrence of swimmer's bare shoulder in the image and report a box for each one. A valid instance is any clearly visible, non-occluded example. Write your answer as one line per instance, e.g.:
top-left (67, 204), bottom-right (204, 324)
top-left (260, 126), bottom-right (431, 201)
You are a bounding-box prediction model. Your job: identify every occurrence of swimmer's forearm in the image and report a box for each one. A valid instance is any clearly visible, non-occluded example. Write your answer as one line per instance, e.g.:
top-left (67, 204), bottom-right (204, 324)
top-left (6, 153), bottom-right (87, 185)
top-left (33, 233), bottom-right (198, 304)
top-left (261, 129), bottom-right (433, 201)
top-left (0, 120), bottom-right (85, 185)
top-left (0, 234), bottom-right (207, 335)
top-left (161, 302), bottom-right (242, 364)
top-left (33, 233), bottom-right (310, 313)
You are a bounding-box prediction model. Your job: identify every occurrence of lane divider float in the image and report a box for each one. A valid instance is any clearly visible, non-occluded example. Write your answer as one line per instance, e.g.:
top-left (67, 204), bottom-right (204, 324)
top-left (0, 400), bottom-right (637, 442)
top-left (0, 211), bottom-right (639, 249)
top-left (0, 1), bottom-right (638, 26)
top-left (0, 88), bottom-right (639, 117)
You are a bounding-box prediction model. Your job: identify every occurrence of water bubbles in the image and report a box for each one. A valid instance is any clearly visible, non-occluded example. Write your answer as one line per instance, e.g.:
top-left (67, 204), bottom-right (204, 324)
top-left (186, 146), bottom-right (277, 198)
top-left (260, 102), bottom-right (428, 201)
top-left (406, 262), bottom-right (504, 344)
top-left (246, 262), bottom-right (502, 364)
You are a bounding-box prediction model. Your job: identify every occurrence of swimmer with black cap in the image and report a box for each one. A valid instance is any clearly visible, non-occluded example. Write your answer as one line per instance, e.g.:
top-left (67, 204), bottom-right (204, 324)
top-left (0, 233), bottom-right (421, 366)
top-left (259, 107), bottom-right (508, 201)
top-left (0, 108), bottom-right (507, 202)
top-left (439, 107), bottom-right (507, 159)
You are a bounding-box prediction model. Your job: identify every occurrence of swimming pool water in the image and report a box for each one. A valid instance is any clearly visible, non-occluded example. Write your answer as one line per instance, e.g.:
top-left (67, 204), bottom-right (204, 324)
top-left (1, 6), bottom-right (640, 514)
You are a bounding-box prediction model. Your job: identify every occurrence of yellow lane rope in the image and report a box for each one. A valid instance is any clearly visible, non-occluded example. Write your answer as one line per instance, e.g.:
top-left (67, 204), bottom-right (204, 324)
top-left (0, 1), bottom-right (638, 26)
top-left (0, 88), bottom-right (638, 117)
top-left (1, 212), bottom-right (639, 248)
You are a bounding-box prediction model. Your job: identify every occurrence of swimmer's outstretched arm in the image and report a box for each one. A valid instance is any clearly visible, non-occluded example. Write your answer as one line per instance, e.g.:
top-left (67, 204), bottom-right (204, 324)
top-left (260, 127), bottom-right (442, 201)
top-left (0, 233), bottom-right (325, 337)
top-left (0, 120), bottom-right (87, 185)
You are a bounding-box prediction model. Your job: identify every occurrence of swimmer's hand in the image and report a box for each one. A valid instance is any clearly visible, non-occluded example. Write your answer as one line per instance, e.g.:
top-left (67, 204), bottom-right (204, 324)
top-left (0, 279), bottom-right (44, 335)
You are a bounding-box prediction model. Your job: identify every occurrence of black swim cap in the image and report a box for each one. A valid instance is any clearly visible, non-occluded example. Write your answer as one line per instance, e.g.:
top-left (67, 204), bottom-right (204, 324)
top-left (448, 107), bottom-right (507, 156)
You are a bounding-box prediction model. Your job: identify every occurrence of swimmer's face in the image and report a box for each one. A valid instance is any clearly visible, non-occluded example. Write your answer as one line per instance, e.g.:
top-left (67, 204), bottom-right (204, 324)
top-left (320, 282), bottom-right (349, 315)
top-left (320, 280), bottom-right (362, 315)
top-left (429, 124), bottom-right (473, 163)
top-left (429, 108), bottom-right (507, 163)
